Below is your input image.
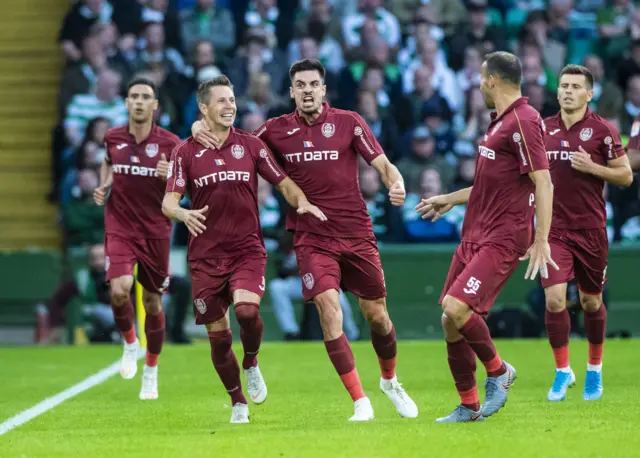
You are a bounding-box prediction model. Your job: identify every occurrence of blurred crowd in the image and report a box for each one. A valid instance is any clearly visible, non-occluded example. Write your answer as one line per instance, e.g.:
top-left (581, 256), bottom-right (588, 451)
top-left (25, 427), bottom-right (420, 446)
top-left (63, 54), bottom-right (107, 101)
top-left (54, 0), bottom-right (640, 252)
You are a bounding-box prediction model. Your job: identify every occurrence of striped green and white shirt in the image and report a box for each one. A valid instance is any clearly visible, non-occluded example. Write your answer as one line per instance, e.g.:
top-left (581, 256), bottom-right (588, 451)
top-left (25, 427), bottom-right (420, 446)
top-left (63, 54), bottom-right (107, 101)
top-left (65, 94), bottom-right (129, 145)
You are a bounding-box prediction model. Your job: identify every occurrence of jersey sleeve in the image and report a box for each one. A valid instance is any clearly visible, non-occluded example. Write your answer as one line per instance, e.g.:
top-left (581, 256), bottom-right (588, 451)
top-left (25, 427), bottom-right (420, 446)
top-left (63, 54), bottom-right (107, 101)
top-left (349, 112), bottom-right (385, 165)
top-left (627, 119), bottom-right (640, 150)
top-left (510, 111), bottom-right (549, 174)
top-left (254, 139), bottom-right (287, 186)
top-left (165, 141), bottom-right (190, 195)
top-left (600, 122), bottom-right (625, 161)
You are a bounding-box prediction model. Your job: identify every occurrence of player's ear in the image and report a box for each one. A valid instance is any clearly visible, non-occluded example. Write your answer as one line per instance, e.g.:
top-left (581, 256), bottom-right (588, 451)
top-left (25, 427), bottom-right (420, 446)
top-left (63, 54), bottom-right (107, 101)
top-left (321, 83), bottom-right (327, 99)
top-left (152, 99), bottom-right (159, 111)
top-left (586, 88), bottom-right (594, 103)
top-left (198, 103), bottom-right (208, 118)
top-left (289, 85), bottom-right (295, 100)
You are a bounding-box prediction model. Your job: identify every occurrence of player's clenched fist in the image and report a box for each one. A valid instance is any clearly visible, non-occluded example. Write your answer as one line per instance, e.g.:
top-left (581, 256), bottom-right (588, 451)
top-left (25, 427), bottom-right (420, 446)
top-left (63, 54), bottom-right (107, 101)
top-left (156, 154), bottom-right (170, 180)
top-left (181, 205), bottom-right (209, 237)
top-left (93, 185), bottom-right (108, 206)
top-left (297, 201), bottom-right (328, 221)
top-left (388, 180), bottom-right (406, 206)
top-left (415, 195), bottom-right (453, 222)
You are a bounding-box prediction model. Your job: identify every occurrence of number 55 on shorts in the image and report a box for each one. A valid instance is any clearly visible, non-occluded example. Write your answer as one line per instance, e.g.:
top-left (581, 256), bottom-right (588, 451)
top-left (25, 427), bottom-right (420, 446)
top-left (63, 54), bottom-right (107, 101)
top-left (463, 277), bottom-right (482, 295)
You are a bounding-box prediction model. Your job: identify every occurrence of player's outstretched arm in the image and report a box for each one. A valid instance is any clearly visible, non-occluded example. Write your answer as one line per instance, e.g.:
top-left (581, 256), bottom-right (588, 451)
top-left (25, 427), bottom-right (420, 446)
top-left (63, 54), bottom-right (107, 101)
top-left (629, 147), bottom-right (640, 171)
top-left (370, 156), bottom-right (406, 206)
top-left (161, 192), bottom-right (209, 237)
top-left (275, 177), bottom-right (327, 222)
top-left (571, 146), bottom-right (633, 187)
top-left (93, 160), bottom-right (113, 206)
top-left (520, 169), bottom-right (559, 280)
top-left (415, 187), bottom-right (472, 221)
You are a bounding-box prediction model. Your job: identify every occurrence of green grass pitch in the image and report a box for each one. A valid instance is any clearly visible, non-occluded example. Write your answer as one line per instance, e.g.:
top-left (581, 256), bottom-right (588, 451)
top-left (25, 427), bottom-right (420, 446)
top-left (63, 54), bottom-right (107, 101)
top-left (1, 339), bottom-right (639, 458)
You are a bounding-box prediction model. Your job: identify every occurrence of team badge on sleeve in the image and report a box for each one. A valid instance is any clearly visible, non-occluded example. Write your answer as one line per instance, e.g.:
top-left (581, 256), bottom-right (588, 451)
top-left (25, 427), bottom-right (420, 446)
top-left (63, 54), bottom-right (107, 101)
top-left (354, 126), bottom-right (363, 136)
top-left (145, 143), bottom-right (159, 157)
top-left (260, 148), bottom-right (268, 158)
top-left (232, 144), bottom-right (245, 159)
top-left (322, 123), bottom-right (335, 138)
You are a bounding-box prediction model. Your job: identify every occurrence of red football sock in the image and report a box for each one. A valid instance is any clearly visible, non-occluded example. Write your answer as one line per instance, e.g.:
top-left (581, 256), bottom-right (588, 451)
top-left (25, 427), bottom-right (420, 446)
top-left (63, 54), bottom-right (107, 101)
top-left (545, 309), bottom-right (570, 368)
top-left (325, 334), bottom-right (365, 401)
top-left (235, 302), bottom-right (263, 370)
top-left (447, 339), bottom-right (479, 411)
top-left (144, 311), bottom-right (165, 367)
top-left (585, 305), bottom-right (606, 365)
top-left (371, 326), bottom-right (397, 380)
top-left (111, 300), bottom-right (136, 344)
top-left (459, 313), bottom-right (505, 377)
top-left (208, 329), bottom-right (247, 405)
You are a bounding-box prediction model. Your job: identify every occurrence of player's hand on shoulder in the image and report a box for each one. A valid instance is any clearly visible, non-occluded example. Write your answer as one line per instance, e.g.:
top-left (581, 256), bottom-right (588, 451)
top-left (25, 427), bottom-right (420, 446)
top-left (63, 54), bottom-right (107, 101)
top-left (570, 146), bottom-right (595, 174)
top-left (519, 239), bottom-right (560, 280)
top-left (156, 154), bottom-right (170, 180)
top-left (182, 205), bottom-right (209, 237)
top-left (389, 180), bottom-right (406, 206)
top-left (296, 201), bottom-right (328, 222)
top-left (93, 184), bottom-right (108, 206)
top-left (192, 120), bottom-right (220, 149)
top-left (415, 195), bottom-right (453, 222)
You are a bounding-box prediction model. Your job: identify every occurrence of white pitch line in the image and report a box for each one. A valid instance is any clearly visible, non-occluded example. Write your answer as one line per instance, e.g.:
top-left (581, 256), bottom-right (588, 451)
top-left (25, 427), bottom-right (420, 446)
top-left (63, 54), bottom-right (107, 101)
top-left (0, 349), bottom-right (145, 435)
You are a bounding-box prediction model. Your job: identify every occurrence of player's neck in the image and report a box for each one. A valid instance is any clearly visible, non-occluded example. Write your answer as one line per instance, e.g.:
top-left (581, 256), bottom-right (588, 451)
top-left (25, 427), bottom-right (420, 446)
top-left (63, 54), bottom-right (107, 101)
top-left (560, 105), bottom-right (588, 130)
top-left (206, 119), bottom-right (231, 146)
top-left (128, 120), bottom-right (153, 144)
top-left (298, 104), bottom-right (323, 125)
top-left (493, 89), bottom-right (522, 118)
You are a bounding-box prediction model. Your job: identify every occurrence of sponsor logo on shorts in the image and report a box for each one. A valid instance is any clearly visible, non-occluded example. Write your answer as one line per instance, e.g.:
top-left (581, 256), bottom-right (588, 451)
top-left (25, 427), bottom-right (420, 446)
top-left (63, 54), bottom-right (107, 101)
top-left (302, 273), bottom-right (314, 290)
top-left (322, 123), bottom-right (335, 138)
top-left (259, 276), bottom-right (265, 291)
top-left (602, 265), bottom-right (608, 284)
top-left (105, 256), bottom-right (110, 272)
top-left (194, 298), bottom-right (207, 314)
top-left (579, 128), bottom-right (593, 141)
top-left (463, 276), bottom-right (481, 296)
top-left (160, 276), bottom-right (170, 292)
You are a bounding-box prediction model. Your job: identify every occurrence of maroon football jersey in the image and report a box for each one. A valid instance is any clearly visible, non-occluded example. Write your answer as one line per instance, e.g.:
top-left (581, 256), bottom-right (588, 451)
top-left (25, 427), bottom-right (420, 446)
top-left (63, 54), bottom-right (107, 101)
top-left (463, 97), bottom-right (549, 254)
top-left (166, 127), bottom-right (286, 260)
top-left (255, 103), bottom-right (384, 238)
top-left (544, 108), bottom-right (625, 229)
top-left (626, 115), bottom-right (640, 150)
top-left (104, 124), bottom-right (181, 239)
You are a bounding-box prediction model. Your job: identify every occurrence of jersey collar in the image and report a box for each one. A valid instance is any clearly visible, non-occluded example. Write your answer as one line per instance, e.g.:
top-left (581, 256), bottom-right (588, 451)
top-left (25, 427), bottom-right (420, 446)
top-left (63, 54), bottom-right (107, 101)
top-left (127, 123), bottom-right (158, 144)
top-left (490, 97), bottom-right (529, 123)
top-left (295, 102), bottom-right (330, 126)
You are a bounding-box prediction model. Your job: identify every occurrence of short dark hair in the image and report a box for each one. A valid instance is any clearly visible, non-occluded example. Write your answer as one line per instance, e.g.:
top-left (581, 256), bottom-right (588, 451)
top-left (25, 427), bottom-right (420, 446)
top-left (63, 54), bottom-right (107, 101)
top-left (127, 77), bottom-right (157, 98)
top-left (559, 64), bottom-right (594, 89)
top-left (196, 75), bottom-right (234, 105)
top-left (289, 58), bottom-right (325, 82)
top-left (483, 51), bottom-right (522, 87)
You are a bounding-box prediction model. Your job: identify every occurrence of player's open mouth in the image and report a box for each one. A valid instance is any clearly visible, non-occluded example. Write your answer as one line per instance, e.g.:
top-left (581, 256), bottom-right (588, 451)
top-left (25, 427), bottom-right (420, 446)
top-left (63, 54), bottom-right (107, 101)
top-left (303, 96), bottom-right (313, 103)
top-left (221, 113), bottom-right (234, 120)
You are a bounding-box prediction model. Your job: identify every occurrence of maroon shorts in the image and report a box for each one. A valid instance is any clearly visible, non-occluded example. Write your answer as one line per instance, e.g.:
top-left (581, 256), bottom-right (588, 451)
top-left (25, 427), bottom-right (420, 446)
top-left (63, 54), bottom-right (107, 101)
top-left (105, 234), bottom-right (170, 293)
top-left (439, 242), bottom-right (521, 317)
top-left (294, 232), bottom-right (386, 302)
top-left (541, 227), bottom-right (608, 294)
top-left (189, 253), bottom-right (267, 325)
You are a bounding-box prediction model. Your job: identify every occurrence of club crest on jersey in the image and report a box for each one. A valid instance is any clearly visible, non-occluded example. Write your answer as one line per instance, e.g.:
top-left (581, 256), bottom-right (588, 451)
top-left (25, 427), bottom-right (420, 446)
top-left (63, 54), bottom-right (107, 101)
top-left (579, 128), bottom-right (593, 141)
top-left (145, 143), bottom-right (159, 157)
top-left (259, 148), bottom-right (268, 158)
top-left (194, 299), bottom-right (207, 314)
top-left (231, 144), bottom-right (245, 159)
top-left (491, 121), bottom-right (502, 135)
top-left (322, 123), bottom-right (335, 138)
top-left (302, 273), bottom-right (314, 290)
top-left (354, 126), bottom-right (363, 136)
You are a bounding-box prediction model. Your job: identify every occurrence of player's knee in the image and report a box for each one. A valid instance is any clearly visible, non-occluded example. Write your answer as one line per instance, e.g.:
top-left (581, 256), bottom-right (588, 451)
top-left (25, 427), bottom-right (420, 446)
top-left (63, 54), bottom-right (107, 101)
top-left (235, 302), bottom-right (259, 327)
top-left (142, 294), bottom-right (163, 315)
top-left (209, 333), bottom-right (233, 360)
top-left (545, 293), bottom-right (566, 313)
top-left (360, 298), bottom-right (389, 329)
top-left (111, 288), bottom-right (130, 306)
top-left (442, 295), bottom-right (470, 322)
top-left (580, 295), bottom-right (602, 313)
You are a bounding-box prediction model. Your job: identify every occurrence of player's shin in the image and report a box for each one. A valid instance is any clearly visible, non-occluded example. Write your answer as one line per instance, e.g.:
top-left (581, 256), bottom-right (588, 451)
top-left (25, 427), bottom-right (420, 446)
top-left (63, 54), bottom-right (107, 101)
top-left (459, 313), bottom-right (506, 377)
top-left (111, 297), bottom-right (136, 344)
top-left (144, 310), bottom-right (165, 367)
top-left (371, 325), bottom-right (397, 380)
top-left (208, 329), bottom-right (247, 406)
top-left (324, 334), bottom-right (365, 402)
top-left (545, 308), bottom-right (571, 370)
top-left (584, 304), bottom-right (606, 368)
top-left (234, 302), bottom-right (263, 369)
top-left (447, 339), bottom-right (480, 411)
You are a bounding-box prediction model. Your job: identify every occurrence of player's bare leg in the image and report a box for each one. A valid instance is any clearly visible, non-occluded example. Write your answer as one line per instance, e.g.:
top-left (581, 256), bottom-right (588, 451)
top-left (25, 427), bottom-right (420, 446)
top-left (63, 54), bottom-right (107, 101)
top-left (110, 275), bottom-right (139, 379)
top-left (544, 283), bottom-right (576, 401)
top-left (359, 296), bottom-right (418, 418)
top-left (206, 311), bottom-right (249, 423)
top-left (139, 289), bottom-right (165, 400)
top-left (442, 295), bottom-right (516, 418)
top-left (579, 291), bottom-right (606, 401)
top-left (435, 314), bottom-right (483, 422)
top-left (315, 289), bottom-right (372, 421)
top-left (233, 289), bottom-right (267, 405)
